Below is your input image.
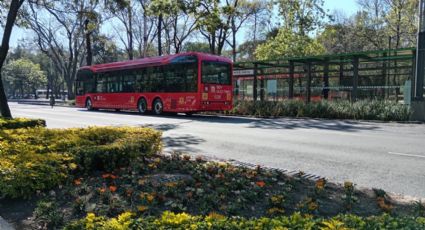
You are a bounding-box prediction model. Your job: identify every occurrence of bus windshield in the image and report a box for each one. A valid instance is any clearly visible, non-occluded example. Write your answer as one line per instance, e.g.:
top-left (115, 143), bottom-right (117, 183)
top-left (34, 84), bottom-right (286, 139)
top-left (76, 69), bottom-right (95, 95)
top-left (201, 61), bottom-right (231, 85)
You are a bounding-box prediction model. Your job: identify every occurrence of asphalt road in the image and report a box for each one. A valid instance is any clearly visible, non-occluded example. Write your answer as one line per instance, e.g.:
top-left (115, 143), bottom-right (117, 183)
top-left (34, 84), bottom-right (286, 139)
top-left (9, 102), bottom-right (425, 198)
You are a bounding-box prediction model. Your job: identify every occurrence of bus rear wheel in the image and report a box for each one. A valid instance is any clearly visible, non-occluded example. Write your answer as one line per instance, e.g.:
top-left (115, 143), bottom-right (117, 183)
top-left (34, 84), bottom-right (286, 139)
top-left (138, 98), bottom-right (147, 114)
top-left (86, 98), bottom-right (94, 111)
top-left (153, 98), bottom-right (163, 115)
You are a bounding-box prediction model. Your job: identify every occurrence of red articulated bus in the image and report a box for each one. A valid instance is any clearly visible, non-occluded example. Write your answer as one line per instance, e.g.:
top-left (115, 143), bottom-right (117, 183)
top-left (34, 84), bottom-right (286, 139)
top-left (75, 52), bottom-right (233, 115)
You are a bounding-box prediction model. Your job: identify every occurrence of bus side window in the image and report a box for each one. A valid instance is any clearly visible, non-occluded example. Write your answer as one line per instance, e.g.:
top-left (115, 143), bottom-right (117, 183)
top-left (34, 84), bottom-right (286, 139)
top-left (134, 69), bottom-right (143, 92)
top-left (122, 70), bottom-right (136, 92)
top-left (186, 63), bottom-right (197, 92)
top-left (96, 73), bottom-right (107, 93)
top-left (142, 68), bottom-right (151, 92)
top-left (150, 67), bottom-right (162, 92)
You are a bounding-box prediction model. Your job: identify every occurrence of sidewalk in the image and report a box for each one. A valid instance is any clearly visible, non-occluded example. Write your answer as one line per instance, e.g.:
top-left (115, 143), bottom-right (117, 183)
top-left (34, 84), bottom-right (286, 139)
top-left (0, 216), bottom-right (14, 230)
top-left (9, 99), bottom-right (73, 107)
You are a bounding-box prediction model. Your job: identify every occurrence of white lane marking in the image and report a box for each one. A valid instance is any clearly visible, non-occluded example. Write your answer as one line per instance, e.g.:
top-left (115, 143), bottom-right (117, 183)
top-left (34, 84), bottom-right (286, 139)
top-left (388, 152), bottom-right (425, 159)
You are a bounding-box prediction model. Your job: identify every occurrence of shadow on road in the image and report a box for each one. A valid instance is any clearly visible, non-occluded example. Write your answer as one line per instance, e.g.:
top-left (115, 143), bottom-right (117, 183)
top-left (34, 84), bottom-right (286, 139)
top-left (79, 109), bottom-right (380, 133)
top-left (162, 134), bottom-right (205, 153)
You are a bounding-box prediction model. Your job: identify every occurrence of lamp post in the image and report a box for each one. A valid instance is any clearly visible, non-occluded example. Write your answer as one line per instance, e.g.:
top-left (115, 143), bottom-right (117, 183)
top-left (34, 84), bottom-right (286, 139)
top-left (415, 0), bottom-right (425, 100)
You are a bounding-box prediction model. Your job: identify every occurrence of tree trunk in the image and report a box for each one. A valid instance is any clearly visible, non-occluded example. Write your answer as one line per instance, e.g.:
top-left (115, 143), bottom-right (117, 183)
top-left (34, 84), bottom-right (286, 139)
top-left (85, 19), bottom-right (93, 66)
top-left (66, 78), bottom-right (75, 100)
top-left (143, 9), bottom-right (148, 57)
top-left (158, 14), bottom-right (163, 56)
top-left (128, 6), bottom-right (134, 60)
top-left (0, 0), bottom-right (24, 118)
top-left (232, 22), bottom-right (236, 62)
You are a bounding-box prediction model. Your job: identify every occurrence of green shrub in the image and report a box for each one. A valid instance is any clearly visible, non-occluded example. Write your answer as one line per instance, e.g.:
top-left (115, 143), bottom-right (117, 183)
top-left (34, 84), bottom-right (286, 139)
top-left (230, 100), bottom-right (411, 121)
top-left (0, 117), bottom-right (46, 129)
top-left (0, 127), bottom-right (162, 198)
top-left (64, 211), bottom-right (425, 230)
top-left (34, 200), bottom-right (64, 229)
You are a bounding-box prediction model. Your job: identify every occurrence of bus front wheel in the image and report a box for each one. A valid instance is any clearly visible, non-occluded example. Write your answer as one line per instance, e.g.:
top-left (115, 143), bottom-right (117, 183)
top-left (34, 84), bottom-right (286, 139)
top-left (86, 98), bottom-right (94, 111)
top-left (138, 98), bottom-right (147, 114)
top-left (153, 99), bottom-right (163, 115)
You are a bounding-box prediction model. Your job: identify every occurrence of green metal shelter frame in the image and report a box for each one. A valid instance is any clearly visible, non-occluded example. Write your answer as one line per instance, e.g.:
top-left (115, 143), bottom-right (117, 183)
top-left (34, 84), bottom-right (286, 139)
top-left (234, 48), bottom-right (417, 103)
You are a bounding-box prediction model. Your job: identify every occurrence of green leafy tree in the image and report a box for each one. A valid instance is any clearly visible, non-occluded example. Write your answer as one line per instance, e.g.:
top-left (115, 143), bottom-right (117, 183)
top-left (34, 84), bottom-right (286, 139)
top-left (384, 0), bottom-right (418, 48)
top-left (3, 58), bottom-right (47, 98)
top-left (148, 0), bottom-right (200, 54)
top-left (183, 42), bottom-right (210, 53)
top-left (317, 11), bottom-right (378, 53)
top-left (275, 0), bottom-right (329, 35)
top-left (255, 28), bottom-right (325, 60)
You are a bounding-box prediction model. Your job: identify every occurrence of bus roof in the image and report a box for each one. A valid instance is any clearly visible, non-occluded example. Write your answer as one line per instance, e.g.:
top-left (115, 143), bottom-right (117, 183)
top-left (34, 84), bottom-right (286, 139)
top-left (79, 52), bottom-right (232, 73)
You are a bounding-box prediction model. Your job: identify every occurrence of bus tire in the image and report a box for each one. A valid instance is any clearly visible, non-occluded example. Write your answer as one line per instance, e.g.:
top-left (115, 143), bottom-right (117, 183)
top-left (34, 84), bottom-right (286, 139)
top-left (86, 98), bottom-right (94, 111)
top-left (137, 98), bottom-right (147, 114)
top-left (153, 98), bottom-right (163, 115)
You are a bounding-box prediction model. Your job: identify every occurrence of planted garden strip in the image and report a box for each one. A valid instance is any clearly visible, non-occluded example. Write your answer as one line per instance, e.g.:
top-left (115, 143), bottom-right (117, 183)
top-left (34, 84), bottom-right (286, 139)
top-left (222, 100), bottom-right (412, 121)
top-left (0, 125), bottom-right (162, 198)
top-left (64, 211), bottom-right (425, 229)
top-left (0, 118), bottom-right (424, 229)
top-left (0, 117), bottom-right (46, 129)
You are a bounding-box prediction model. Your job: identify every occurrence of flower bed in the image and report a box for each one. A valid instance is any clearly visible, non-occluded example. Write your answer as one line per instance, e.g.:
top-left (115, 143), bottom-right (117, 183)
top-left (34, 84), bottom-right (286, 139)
top-left (226, 100), bottom-right (411, 121)
top-left (0, 123), bottom-right (423, 229)
top-left (0, 126), bottom-right (162, 198)
top-left (64, 211), bottom-right (425, 230)
top-left (18, 152), bottom-right (424, 229)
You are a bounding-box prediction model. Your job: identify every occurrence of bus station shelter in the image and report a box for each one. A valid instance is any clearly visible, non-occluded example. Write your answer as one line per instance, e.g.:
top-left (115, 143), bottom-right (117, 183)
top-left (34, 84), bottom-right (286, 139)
top-left (233, 48), bottom-right (418, 104)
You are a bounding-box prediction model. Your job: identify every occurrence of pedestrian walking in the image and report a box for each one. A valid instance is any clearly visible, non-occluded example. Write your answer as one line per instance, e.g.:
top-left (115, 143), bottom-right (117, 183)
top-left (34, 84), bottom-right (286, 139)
top-left (49, 95), bottom-right (55, 108)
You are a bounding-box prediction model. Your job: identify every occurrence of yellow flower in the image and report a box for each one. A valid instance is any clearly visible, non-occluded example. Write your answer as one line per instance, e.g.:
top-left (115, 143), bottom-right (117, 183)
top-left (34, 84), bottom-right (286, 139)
top-left (267, 207), bottom-right (285, 215)
top-left (161, 211), bottom-right (192, 225)
top-left (68, 163), bottom-right (78, 170)
top-left (146, 194), bottom-right (155, 203)
top-left (207, 212), bottom-right (225, 220)
top-left (344, 181), bottom-right (353, 190)
top-left (138, 179), bottom-right (146, 185)
top-left (137, 205), bottom-right (149, 212)
top-left (165, 182), bottom-right (178, 187)
top-left (271, 195), bottom-right (284, 205)
top-left (308, 201), bottom-right (319, 211)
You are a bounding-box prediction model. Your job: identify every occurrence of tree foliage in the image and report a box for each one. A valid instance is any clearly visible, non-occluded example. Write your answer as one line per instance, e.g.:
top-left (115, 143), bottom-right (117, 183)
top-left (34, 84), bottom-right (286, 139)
top-left (275, 0), bottom-right (329, 35)
top-left (255, 28), bottom-right (325, 60)
top-left (2, 58), bottom-right (47, 98)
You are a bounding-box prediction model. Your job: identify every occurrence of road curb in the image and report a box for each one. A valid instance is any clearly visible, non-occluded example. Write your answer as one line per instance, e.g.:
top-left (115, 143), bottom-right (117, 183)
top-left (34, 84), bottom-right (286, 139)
top-left (0, 216), bottom-right (14, 230)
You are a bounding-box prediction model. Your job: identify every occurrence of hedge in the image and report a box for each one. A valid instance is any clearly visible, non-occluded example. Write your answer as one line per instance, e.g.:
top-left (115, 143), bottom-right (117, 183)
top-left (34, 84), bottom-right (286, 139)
top-left (0, 126), bottom-right (162, 198)
top-left (228, 100), bottom-right (412, 121)
top-left (64, 211), bottom-right (425, 230)
top-left (0, 117), bottom-right (46, 129)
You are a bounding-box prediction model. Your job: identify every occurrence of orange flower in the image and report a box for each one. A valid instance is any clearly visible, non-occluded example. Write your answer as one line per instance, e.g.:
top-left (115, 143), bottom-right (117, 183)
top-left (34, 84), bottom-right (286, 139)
top-left (315, 178), bottom-right (326, 190)
top-left (74, 179), bottom-right (82, 185)
top-left (102, 173), bottom-right (110, 179)
top-left (99, 188), bottom-right (106, 193)
top-left (256, 181), bottom-right (266, 187)
top-left (110, 174), bottom-right (118, 179)
top-left (126, 189), bottom-right (134, 197)
top-left (109, 185), bottom-right (117, 192)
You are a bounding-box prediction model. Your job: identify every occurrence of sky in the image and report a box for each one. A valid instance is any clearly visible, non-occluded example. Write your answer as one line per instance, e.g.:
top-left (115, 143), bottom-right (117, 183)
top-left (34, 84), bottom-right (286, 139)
top-left (5, 0), bottom-right (360, 49)
top-left (324, 0), bottom-right (359, 15)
